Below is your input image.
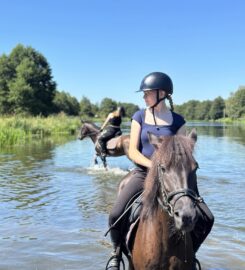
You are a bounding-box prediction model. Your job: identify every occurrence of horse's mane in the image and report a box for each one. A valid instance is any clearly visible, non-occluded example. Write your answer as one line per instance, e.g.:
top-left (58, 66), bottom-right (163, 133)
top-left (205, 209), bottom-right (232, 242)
top-left (83, 120), bottom-right (100, 130)
top-left (142, 135), bottom-right (196, 219)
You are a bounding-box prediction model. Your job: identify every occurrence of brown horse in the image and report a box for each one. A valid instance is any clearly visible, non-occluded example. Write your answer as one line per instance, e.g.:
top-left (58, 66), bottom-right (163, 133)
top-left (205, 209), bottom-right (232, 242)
top-left (128, 130), bottom-right (200, 270)
top-left (77, 120), bottom-right (130, 168)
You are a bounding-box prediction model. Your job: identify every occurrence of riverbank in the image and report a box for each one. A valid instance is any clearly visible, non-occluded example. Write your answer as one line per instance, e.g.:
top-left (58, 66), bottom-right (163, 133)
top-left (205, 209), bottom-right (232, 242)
top-left (216, 117), bottom-right (245, 124)
top-left (1, 115), bottom-right (244, 147)
top-left (0, 114), bottom-right (80, 147)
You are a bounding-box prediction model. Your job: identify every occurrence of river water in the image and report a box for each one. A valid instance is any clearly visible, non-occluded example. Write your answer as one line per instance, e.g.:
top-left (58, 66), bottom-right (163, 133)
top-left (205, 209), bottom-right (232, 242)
top-left (0, 123), bottom-right (244, 270)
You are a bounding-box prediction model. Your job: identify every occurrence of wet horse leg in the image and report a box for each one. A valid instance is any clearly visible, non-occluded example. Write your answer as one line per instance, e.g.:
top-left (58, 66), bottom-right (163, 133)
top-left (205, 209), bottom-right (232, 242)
top-left (93, 153), bottom-right (98, 165)
top-left (100, 155), bottom-right (107, 170)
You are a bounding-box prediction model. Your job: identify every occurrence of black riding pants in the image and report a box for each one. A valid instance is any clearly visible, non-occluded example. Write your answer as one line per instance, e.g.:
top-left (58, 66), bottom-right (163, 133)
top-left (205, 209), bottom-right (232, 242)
top-left (98, 126), bottom-right (121, 154)
top-left (191, 200), bottom-right (214, 252)
top-left (108, 166), bottom-right (214, 252)
top-left (109, 167), bottom-right (147, 228)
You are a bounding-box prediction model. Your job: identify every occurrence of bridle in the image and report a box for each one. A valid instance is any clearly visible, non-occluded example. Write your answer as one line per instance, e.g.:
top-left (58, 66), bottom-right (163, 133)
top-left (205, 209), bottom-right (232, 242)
top-left (156, 164), bottom-right (203, 217)
top-left (80, 125), bottom-right (100, 138)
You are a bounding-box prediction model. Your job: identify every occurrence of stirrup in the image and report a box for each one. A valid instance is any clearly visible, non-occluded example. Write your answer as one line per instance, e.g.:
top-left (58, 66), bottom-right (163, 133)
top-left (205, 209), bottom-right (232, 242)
top-left (193, 257), bottom-right (201, 270)
top-left (105, 252), bottom-right (125, 270)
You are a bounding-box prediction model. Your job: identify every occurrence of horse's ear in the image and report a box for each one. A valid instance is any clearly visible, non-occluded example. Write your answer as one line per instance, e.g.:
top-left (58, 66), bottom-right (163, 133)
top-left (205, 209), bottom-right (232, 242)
top-left (188, 128), bottom-right (197, 143)
top-left (148, 132), bottom-right (162, 149)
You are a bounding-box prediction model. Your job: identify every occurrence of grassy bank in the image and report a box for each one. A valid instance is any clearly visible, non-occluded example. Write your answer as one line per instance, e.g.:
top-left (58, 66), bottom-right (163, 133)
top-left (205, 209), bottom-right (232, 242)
top-left (0, 114), bottom-right (80, 147)
top-left (1, 115), bottom-right (244, 147)
top-left (215, 117), bottom-right (245, 125)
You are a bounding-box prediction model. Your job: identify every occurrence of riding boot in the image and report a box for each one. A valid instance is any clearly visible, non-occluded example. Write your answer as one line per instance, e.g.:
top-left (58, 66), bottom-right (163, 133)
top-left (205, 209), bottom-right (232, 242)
top-left (105, 229), bottom-right (121, 270)
top-left (192, 201), bottom-right (214, 253)
top-left (191, 202), bottom-right (214, 270)
top-left (100, 144), bottom-right (107, 158)
top-left (98, 137), bottom-right (107, 157)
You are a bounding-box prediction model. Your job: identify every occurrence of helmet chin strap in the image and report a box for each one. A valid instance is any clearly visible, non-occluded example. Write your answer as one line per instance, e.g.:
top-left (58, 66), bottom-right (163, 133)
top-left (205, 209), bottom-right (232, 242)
top-left (150, 90), bottom-right (166, 128)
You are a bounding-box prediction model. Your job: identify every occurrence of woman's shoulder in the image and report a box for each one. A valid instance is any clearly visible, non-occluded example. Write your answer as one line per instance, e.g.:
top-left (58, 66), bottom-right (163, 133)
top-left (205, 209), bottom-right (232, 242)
top-left (172, 111), bottom-right (185, 119)
top-left (132, 109), bottom-right (145, 124)
top-left (171, 111), bottom-right (186, 127)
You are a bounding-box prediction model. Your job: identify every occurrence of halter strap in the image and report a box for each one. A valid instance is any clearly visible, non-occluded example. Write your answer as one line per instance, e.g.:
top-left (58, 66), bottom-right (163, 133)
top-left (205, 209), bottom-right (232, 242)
top-left (157, 164), bottom-right (202, 216)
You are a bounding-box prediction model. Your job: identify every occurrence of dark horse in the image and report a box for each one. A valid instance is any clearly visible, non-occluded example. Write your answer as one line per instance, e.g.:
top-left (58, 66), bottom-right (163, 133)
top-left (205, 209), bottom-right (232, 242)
top-left (77, 120), bottom-right (130, 168)
top-left (125, 130), bottom-right (201, 270)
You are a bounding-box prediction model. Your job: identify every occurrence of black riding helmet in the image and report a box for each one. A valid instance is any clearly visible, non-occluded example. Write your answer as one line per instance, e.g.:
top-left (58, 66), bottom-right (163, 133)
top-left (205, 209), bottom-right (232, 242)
top-left (137, 72), bottom-right (173, 93)
top-left (137, 72), bottom-right (173, 108)
top-left (137, 72), bottom-right (173, 127)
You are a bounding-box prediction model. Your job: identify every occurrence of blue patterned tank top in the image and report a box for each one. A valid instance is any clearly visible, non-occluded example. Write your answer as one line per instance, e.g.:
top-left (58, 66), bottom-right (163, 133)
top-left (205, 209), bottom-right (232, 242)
top-left (132, 109), bottom-right (185, 158)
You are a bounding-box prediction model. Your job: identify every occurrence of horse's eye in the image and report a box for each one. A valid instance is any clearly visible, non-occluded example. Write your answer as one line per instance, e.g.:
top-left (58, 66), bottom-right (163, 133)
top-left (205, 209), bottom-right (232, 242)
top-left (160, 165), bottom-right (166, 172)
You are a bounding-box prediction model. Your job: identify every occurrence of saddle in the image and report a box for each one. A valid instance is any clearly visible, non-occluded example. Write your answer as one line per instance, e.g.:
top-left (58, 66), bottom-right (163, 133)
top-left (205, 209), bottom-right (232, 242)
top-left (106, 135), bottom-right (122, 150)
top-left (121, 192), bottom-right (143, 255)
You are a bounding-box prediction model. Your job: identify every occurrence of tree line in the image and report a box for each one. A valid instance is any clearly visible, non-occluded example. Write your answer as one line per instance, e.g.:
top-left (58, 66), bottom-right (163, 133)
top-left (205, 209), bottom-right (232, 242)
top-left (0, 44), bottom-right (139, 118)
top-left (0, 44), bottom-right (244, 120)
top-left (174, 87), bottom-right (245, 120)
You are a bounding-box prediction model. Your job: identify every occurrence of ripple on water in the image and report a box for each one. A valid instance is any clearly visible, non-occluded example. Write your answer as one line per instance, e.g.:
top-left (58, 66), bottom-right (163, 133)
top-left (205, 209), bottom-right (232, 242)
top-left (0, 126), bottom-right (245, 270)
top-left (79, 164), bottom-right (129, 176)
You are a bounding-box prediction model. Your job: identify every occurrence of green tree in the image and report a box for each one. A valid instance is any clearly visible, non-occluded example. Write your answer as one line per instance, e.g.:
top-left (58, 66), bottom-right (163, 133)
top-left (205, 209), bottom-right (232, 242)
top-left (0, 54), bottom-right (12, 114)
top-left (178, 100), bottom-right (200, 120)
top-left (174, 104), bottom-right (185, 117)
top-left (68, 95), bottom-right (80, 116)
top-left (91, 103), bottom-right (99, 117)
top-left (118, 102), bottom-right (139, 118)
top-left (196, 100), bottom-right (212, 120)
top-left (209, 96), bottom-right (225, 120)
top-left (1, 44), bottom-right (56, 115)
top-left (100, 98), bottom-right (117, 117)
top-left (53, 91), bottom-right (80, 115)
top-left (226, 87), bottom-right (245, 119)
top-left (80, 96), bottom-right (94, 117)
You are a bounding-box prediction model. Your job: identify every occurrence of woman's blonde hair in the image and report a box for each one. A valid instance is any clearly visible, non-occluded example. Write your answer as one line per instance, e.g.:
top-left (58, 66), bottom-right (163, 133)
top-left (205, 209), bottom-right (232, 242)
top-left (166, 94), bottom-right (174, 111)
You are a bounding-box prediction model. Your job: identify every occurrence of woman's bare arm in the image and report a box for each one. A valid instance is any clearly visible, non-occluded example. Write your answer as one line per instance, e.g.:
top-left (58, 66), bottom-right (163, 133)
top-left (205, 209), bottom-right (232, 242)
top-left (129, 120), bottom-right (152, 168)
top-left (101, 113), bottom-right (113, 130)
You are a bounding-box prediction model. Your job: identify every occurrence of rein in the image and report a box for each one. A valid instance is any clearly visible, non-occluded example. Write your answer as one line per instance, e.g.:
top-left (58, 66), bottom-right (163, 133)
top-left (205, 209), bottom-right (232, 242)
top-left (157, 164), bottom-right (203, 217)
top-left (156, 163), bottom-right (203, 269)
top-left (83, 130), bottom-right (100, 137)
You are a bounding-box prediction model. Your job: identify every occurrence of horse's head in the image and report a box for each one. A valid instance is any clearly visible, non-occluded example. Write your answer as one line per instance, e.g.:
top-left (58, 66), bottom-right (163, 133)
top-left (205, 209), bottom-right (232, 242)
top-left (147, 129), bottom-right (199, 232)
top-left (77, 120), bottom-right (99, 140)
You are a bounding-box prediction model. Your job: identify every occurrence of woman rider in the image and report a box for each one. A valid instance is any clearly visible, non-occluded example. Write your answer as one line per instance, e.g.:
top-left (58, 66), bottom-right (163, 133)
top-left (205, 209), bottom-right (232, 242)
top-left (106, 72), bottom-right (214, 270)
top-left (98, 106), bottom-right (125, 159)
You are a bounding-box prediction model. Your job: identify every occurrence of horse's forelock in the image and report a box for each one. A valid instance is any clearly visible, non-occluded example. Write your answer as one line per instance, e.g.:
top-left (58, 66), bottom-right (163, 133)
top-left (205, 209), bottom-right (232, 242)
top-left (156, 135), bottom-right (195, 169)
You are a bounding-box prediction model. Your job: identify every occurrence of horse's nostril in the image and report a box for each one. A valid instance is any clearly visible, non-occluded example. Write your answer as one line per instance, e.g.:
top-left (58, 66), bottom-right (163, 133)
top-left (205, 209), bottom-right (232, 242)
top-left (174, 211), bottom-right (179, 217)
top-left (182, 215), bottom-right (192, 226)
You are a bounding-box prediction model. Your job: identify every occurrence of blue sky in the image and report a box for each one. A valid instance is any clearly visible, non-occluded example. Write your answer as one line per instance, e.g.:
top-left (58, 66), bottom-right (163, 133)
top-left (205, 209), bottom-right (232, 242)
top-left (1, 0), bottom-right (244, 108)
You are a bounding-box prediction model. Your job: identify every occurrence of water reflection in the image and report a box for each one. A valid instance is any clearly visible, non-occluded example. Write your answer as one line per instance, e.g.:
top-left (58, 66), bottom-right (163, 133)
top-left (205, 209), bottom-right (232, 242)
top-left (0, 124), bottom-right (244, 270)
top-left (77, 167), bottom-right (128, 216)
top-left (0, 138), bottom-right (68, 198)
top-left (187, 122), bottom-right (245, 145)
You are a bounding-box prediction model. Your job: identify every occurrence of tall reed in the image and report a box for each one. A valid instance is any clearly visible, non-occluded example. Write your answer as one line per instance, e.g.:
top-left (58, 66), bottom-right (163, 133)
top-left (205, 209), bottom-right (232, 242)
top-left (0, 114), bottom-right (81, 147)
